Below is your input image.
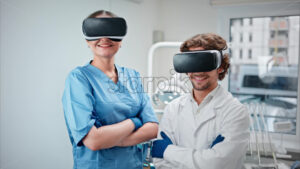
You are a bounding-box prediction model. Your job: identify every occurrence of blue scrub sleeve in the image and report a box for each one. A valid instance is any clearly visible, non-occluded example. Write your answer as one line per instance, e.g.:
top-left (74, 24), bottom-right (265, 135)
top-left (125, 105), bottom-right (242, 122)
top-left (134, 71), bottom-right (158, 124)
top-left (62, 69), bottom-right (96, 146)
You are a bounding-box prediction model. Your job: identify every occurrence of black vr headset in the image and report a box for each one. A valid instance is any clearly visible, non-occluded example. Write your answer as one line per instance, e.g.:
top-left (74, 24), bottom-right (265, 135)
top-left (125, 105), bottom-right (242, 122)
top-left (82, 17), bottom-right (127, 41)
top-left (173, 50), bottom-right (223, 73)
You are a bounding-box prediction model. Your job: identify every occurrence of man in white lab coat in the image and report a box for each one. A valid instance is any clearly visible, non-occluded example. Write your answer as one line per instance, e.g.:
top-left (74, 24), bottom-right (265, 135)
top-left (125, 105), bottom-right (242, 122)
top-left (152, 33), bottom-right (250, 169)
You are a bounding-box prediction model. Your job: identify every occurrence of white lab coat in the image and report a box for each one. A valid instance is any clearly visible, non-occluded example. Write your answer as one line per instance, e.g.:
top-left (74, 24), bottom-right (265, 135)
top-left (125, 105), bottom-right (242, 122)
top-left (153, 86), bottom-right (250, 169)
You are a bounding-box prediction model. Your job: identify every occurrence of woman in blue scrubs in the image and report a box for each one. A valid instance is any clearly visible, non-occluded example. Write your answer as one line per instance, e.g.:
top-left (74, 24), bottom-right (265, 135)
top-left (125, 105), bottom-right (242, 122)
top-left (62, 10), bottom-right (158, 169)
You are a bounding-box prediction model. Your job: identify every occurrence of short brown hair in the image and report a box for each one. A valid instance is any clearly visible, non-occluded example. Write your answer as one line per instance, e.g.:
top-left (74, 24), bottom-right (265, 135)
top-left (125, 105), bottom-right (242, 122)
top-left (87, 10), bottom-right (118, 18)
top-left (180, 33), bottom-right (230, 80)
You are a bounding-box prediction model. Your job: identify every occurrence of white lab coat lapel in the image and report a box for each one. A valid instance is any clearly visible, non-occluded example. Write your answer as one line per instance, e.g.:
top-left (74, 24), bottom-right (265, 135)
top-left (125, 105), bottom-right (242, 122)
top-left (195, 107), bottom-right (216, 129)
top-left (177, 98), bottom-right (197, 146)
top-left (193, 87), bottom-right (229, 135)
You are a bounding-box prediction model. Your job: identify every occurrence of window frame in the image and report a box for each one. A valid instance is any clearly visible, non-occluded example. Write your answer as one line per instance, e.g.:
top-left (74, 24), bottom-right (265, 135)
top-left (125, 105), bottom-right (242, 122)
top-left (217, 6), bottom-right (300, 150)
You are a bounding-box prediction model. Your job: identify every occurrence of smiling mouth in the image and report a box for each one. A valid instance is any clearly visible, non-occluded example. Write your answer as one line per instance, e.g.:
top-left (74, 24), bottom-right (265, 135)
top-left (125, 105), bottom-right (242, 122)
top-left (193, 76), bottom-right (208, 82)
top-left (97, 44), bottom-right (113, 48)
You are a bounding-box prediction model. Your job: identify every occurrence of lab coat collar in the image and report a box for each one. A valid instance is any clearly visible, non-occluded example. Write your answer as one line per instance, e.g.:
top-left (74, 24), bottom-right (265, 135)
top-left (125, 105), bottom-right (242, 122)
top-left (179, 85), bottom-right (230, 111)
top-left (175, 85), bottom-right (234, 138)
top-left (210, 86), bottom-right (230, 109)
top-left (193, 86), bottom-right (230, 132)
top-left (188, 84), bottom-right (220, 106)
top-left (180, 85), bottom-right (230, 119)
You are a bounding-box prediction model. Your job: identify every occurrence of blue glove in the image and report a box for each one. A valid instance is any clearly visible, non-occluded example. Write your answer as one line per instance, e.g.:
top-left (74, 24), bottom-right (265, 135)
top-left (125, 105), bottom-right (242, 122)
top-left (130, 117), bottom-right (143, 131)
top-left (210, 134), bottom-right (225, 148)
top-left (151, 131), bottom-right (173, 158)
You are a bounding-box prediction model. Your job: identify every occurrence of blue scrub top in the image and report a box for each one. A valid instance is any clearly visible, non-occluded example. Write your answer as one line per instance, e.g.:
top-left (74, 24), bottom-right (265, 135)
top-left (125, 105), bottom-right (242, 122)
top-left (62, 62), bottom-right (158, 169)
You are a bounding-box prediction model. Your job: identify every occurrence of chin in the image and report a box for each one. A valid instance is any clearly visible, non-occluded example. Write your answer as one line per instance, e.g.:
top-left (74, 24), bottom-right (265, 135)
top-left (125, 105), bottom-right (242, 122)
top-left (97, 53), bottom-right (114, 58)
top-left (193, 83), bottom-right (210, 91)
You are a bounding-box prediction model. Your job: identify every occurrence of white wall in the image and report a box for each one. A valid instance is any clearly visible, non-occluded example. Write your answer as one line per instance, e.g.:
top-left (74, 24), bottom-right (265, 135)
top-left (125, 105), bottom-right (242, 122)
top-left (0, 0), bottom-right (159, 168)
top-left (152, 0), bottom-right (219, 85)
top-left (159, 0), bottom-right (218, 41)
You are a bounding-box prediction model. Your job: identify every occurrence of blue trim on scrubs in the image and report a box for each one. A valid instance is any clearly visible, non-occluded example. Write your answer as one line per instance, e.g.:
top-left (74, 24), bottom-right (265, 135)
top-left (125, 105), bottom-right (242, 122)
top-left (62, 62), bottom-right (158, 169)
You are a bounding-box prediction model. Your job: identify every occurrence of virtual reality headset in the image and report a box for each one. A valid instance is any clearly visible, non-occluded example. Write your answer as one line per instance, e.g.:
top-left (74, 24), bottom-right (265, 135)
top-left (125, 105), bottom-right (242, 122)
top-left (173, 50), bottom-right (223, 73)
top-left (82, 17), bottom-right (127, 41)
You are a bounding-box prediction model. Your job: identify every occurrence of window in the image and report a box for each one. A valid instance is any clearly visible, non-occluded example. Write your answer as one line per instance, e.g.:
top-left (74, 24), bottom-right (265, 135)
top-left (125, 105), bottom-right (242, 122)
top-left (229, 16), bottom-right (300, 135)
top-left (239, 49), bottom-right (243, 59)
top-left (240, 33), bottom-right (243, 43)
top-left (248, 49), bottom-right (252, 59)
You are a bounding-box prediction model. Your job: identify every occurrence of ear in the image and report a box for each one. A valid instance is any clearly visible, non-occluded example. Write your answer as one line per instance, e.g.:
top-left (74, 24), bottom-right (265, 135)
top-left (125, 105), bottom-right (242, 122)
top-left (86, 40), bottom-right (90, 47)
top-left (217, 68), bottom-right (224, 74)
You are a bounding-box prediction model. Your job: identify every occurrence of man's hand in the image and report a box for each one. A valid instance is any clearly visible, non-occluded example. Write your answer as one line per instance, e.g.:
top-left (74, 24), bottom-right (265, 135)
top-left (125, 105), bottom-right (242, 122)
top-left (210, 134), bottom-right (225, 148)
top-left (151, 131), bottom-right (173, 158)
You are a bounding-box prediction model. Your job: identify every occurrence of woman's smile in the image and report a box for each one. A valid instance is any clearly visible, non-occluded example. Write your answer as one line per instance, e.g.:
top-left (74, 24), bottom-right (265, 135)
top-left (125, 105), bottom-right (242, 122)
top-left (97, 41), bottom-right (114, 48)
